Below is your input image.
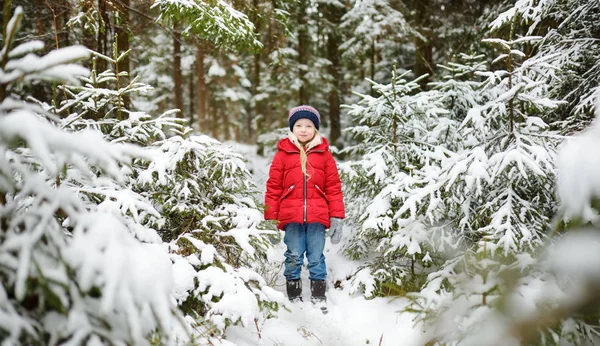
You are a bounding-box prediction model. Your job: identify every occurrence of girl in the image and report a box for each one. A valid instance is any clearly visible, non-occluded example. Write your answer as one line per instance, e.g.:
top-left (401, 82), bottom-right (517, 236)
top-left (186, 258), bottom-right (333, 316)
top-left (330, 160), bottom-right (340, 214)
top-left (264, 105), bottom-right (345, 307)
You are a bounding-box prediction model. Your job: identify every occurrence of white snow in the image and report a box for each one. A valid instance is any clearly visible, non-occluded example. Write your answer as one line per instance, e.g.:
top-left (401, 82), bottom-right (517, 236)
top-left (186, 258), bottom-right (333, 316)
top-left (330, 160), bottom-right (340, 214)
top-left (557, 104), bottom-right (600, 221)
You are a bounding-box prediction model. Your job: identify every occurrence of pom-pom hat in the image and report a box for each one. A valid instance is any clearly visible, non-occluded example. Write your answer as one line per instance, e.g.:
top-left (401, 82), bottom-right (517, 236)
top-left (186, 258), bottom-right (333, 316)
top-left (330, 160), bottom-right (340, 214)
top-left (288, 105), bottom-right (320, 132)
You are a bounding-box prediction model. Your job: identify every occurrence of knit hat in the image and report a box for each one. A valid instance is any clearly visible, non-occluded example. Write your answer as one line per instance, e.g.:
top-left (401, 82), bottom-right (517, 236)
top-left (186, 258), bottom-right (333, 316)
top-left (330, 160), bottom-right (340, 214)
top-left (288, 105), bottom-right (321, 132)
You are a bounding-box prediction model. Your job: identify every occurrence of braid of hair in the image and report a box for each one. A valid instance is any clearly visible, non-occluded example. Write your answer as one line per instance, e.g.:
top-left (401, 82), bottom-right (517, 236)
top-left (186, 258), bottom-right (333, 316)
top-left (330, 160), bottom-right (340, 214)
top-left (300, 145), bottom-right (308, 176)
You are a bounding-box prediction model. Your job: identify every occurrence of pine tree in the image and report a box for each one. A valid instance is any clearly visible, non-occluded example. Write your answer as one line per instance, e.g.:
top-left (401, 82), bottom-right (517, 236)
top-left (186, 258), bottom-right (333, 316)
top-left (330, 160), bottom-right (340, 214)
top-left (339, 0), bottom-right (413, 95)
top-left (0, 7), bottom-right (183, 344)
top-left (1, 6), bottom-right (284, 344)
top-left (56, 41), bottom-right (284, 340)
top-left (341, 67), bottom-right (456, 296)
top-left (399, 3), bottom-right (594, 344)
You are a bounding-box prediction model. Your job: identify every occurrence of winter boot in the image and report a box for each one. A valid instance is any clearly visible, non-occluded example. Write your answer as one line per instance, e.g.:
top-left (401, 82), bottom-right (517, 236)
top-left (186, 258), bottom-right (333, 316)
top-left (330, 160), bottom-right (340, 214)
top-left (286, 279), bottom-right (303, 302)
top-left (310, 280), bottom-right (328, 314)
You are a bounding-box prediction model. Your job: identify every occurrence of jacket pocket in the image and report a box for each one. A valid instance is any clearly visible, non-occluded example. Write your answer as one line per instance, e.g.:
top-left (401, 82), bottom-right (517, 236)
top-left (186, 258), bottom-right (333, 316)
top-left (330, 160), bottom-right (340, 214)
top-left (280, 184), bottom-right (296, 200)
top-left (314, 184), bottom-right (329, 202)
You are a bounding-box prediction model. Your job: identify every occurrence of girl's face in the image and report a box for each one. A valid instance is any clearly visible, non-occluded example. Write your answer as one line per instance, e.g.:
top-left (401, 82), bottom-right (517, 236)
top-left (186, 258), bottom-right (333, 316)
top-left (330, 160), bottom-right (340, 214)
top-left (292, 118), bottom-right (317, 144)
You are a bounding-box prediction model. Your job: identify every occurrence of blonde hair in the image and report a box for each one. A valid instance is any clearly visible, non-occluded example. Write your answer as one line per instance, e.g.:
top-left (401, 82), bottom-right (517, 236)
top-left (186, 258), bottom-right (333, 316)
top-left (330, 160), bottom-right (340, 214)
top-left (291, 130), bottom-right (321, 177)
top-left (300, 145), bottom-right (308, 176)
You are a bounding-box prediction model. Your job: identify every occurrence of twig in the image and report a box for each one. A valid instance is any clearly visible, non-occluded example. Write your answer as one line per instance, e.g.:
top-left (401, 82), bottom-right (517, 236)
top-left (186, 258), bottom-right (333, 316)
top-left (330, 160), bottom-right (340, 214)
top-left (43, 0), bottom-right (59, 49)
top-left (254, 317), bottom-right (262, 339)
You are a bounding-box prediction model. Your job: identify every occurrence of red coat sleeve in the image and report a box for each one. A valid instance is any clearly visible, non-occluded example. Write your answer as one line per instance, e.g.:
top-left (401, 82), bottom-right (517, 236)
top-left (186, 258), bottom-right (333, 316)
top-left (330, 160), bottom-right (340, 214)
top-left (264, 151), bottom-right (284, 220)
top-left (324, 152), bottom-right (345, 219)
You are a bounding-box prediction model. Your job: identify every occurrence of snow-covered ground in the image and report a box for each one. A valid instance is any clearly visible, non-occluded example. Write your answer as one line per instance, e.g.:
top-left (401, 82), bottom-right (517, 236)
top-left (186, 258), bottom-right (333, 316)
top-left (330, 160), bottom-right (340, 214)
top-left (224, 142), bottom-right (424, 346)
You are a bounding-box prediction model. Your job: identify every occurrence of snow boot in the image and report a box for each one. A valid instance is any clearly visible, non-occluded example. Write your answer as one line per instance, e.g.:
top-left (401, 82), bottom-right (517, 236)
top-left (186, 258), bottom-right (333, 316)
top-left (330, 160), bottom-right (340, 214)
top-left (286, 279), bottom-right (303, 302)
top-left (310, 280), bottom-right (328, 314)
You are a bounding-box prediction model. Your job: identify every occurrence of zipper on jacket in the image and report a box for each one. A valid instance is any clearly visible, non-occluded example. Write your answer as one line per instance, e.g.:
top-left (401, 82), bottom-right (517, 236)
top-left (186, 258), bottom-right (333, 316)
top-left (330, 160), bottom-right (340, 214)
top-left (303, 174), bottom-right (307, 223)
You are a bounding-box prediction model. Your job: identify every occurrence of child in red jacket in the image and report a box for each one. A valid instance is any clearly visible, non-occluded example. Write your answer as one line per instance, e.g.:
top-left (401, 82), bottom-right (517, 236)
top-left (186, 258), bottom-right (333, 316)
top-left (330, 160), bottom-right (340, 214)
top-left (264, 105), bottom-right (345, 308)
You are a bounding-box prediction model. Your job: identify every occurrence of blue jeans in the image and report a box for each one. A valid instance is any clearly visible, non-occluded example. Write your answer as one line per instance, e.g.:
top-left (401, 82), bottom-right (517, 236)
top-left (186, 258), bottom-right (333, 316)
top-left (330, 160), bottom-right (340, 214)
top-left (283, 223), bottom-right (327, 281)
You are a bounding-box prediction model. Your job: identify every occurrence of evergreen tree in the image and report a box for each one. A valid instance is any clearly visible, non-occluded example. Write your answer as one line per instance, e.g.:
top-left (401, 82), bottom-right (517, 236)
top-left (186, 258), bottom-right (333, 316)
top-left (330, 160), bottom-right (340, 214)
top-left (56, 39), bottom-right (284, 340)
top-left (341, 68), bottom-right (456, 295)
top-left (0, 8), bottom-right (183, 344)
top-left (339, 0), bottom-right (413, 94)
top-left (2, 5), bottom-right (284, 344)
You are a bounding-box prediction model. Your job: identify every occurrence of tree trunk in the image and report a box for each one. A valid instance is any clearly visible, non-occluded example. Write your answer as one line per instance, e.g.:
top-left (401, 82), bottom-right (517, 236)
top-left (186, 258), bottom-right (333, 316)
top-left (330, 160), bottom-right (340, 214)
top-left (188, 63), bottom-right (195, 126)
top-left (80, 0), bottom-right (96, 52)
top-left (97, 0), bottom-right (111, 72)
top-left (250, 52), bottom-right (260, 142)
top-left (209, 102), bottom-right (219, 139)
top-left (58, 0), bottom-right (72, 47)
top-left (173, 29), bottom-right (184, 118)
top-left (115, 0), bottom-right (130, 110)
top-left (370, 37), bottom-right (376, 96)
top-left (325, 3), bottom-right (344, 147)
top-left (413, 0), bottom-right (433, 90)
top-left (196, 44), bottom-right (207, 132)
top-left (297, 0), bottom-right (309, 105)
top-left (222, 106), bottom-right (231, 140)
top-left (248, 0), bottom-right (262, 143)
top-left (414, 34), bottom-right (433, 90)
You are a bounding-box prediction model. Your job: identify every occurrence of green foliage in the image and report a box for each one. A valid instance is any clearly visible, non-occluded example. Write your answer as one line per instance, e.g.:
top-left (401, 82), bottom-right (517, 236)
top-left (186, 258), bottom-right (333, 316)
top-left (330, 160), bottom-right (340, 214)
top-left (340, 66), bottom-right (456, 296)
top-left (0, 7), bottom-right (181, 345)
top-left (2, 7), bottom-right (283, 343)
top-left (57, 51), bottom-right (283, 336)
top-left (153, 0), bottom-right (263, 52)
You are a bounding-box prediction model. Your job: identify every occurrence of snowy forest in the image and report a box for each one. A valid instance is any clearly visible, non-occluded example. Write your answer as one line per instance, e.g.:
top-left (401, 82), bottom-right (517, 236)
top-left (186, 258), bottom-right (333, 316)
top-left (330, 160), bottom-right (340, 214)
top-left (1, 0), bottom-right (600, 345)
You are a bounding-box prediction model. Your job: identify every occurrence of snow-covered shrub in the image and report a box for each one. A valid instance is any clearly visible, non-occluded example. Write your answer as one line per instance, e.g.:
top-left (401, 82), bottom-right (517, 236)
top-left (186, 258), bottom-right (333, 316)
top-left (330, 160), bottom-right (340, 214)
top-left (509, 0), bottom-right (600, 124)
top-left (339, 0), bottom-right (596, 340)
top-left (134, 133), bottom-right (285, 333)
top-left (2, 7), bottom-right (283, 343)
top-left (51, 39), bottom-right (285, 337)
top-left (0, 7), bottom-right (183, 345)
top-left (399, 4), bottom-right (593, 345)
top-left (340, 66), bottom-right (461, 296)
top-left (414, 91), bottom-right (600, 346)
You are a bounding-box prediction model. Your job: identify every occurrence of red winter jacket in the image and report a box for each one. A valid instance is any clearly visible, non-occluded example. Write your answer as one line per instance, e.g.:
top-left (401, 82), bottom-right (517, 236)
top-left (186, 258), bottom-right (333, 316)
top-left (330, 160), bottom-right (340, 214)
top-left (264, 135), bottom-right (345, 230)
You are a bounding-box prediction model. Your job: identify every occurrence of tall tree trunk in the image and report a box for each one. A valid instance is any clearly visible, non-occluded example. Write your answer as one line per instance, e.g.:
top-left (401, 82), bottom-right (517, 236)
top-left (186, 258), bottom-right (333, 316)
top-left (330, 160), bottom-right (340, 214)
top-left (222, 107), bottom-right (231, 140)
top-left (413, 0), bottom-right (433, 90)
top-left (248, 0), bottom-right (261, 143)
top-left (188, 66), bottom-right (195, 126)
top-left (209, 102), bottom-right (219, 139)
top-left (297, 0), bottom-right (309, 105)
top-left (173, 29), bottom-right (184, 118)
top-left (58, 0), bottom-right (72, 47)
top-left (115, 0), bottom-right (130, 110)
top-left (251, 52), bottom-right (260, 142)
top-left (370, 37), bottom-right (376, 96)
top-left (97, 0), bottom-right (111, 72)
top-left (196, 44), bottom-right (207, 132)
top-left (325, 3), bottom-right (344, 147)
top-left (414, 34), bottom-right (433, 90)
top-left (224, 57), bottom-right (237, 141)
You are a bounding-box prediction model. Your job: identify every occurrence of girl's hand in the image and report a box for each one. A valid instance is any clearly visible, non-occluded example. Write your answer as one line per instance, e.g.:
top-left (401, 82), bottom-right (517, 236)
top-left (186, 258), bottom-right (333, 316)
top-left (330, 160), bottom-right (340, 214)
top-left (329, 218), bottom-right (343, 244)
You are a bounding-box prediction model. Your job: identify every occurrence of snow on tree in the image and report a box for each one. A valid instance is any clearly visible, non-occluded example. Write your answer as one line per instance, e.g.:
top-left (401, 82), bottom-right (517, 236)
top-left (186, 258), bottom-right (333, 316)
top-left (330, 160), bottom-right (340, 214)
top-left (340, 66), bottom-right (458, 296)
top-left (54, 40), bottom-right (285, 341)
top-left (338, 0), bottom-right (600, 342)
top-left (0, 7), bottom-right (183, 345)
top-left (152, 0), bottom-right (262, 52)
top-left (339, 0), bottom-right (414, 93)
top-left (522, 0), bottom-right (600, 126)
top-left (1, 6), bottom-right (284, 345)
top-left (391, 4), bottom-right (594, 345)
